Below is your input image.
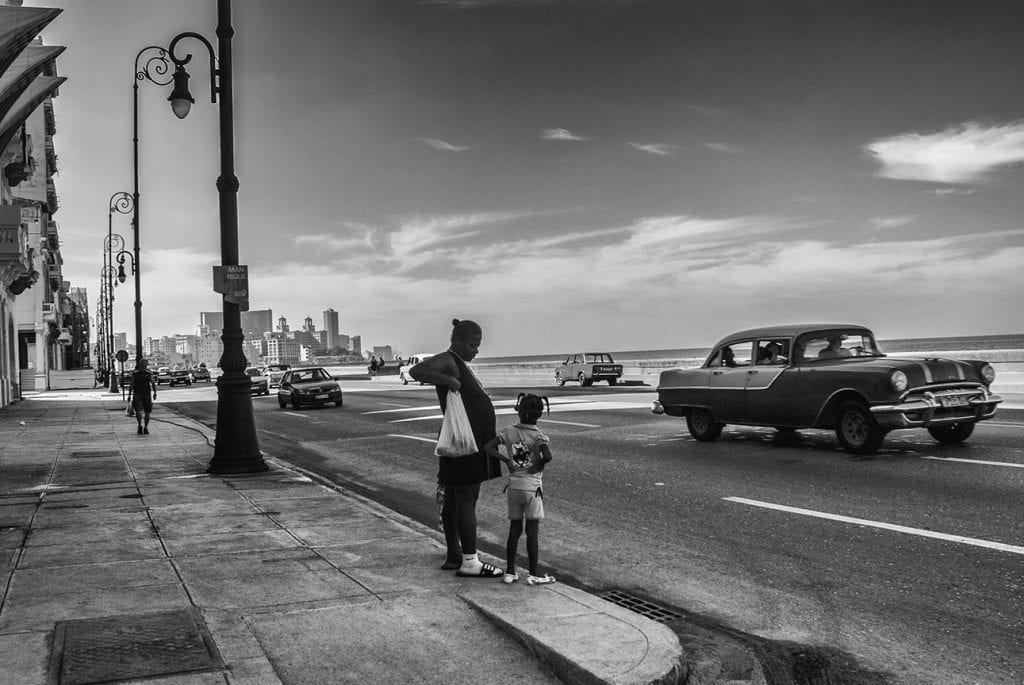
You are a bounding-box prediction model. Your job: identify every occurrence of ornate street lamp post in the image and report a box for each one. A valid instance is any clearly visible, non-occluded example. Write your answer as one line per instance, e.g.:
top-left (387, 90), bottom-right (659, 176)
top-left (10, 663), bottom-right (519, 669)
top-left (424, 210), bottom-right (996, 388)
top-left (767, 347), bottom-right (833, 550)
top-left (156, 0), bottom-right (264, 473)
top-left (106, 191), bottom-right (131, 392)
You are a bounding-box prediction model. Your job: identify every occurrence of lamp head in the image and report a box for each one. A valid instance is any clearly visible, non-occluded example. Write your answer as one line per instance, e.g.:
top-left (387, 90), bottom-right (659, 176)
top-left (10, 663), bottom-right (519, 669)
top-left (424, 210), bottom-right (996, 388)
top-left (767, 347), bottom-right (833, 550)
top-left (117, 265), bottom-right (127, 284)
top-left (168, 64), bottom-right (195, 119)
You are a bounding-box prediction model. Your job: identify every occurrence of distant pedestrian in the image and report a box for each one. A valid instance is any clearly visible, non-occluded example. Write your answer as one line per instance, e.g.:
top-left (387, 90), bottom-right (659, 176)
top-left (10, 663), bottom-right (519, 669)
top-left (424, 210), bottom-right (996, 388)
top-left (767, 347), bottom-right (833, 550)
top-left (411, 318), bottom-right (503, 577)
top-left (126, 359), bottom-right (157, 435)
top-left (484, 393), bottom-right (556, 585)
top-left (370, 358), bottom-right (379, 373)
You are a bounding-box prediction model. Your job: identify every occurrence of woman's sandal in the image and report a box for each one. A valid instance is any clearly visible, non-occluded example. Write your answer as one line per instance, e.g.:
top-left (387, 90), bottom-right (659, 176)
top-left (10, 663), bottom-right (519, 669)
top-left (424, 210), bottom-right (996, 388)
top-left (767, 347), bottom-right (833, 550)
top-left (455, 562), bottom-right (503, 578)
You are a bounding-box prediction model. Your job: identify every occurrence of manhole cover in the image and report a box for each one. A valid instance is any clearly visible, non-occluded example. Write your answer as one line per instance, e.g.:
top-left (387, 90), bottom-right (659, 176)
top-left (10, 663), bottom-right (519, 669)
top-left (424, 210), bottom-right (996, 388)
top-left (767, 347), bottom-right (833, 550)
top-left (597, 589), bottom-right (683, 623)
top-left (49, 608), bottom-right (223, 684)
top-left (69, 451), bottom-right (121, 459)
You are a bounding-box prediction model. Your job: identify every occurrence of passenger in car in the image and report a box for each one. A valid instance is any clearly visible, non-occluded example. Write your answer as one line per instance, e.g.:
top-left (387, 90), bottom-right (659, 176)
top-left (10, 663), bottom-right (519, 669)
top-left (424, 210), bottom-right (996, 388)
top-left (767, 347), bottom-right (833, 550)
top-left (757, 341), bottom-right (784, 365)
top-left (721, 347), bottom-right (738, 367)
top-left (818, 334), bottom-right (852, 359)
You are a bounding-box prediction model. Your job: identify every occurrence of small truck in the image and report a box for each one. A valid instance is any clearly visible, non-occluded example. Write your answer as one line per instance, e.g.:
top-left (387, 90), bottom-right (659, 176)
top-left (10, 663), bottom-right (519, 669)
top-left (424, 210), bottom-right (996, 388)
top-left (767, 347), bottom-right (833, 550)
top-left (555, 353), bottom-right (623, 387)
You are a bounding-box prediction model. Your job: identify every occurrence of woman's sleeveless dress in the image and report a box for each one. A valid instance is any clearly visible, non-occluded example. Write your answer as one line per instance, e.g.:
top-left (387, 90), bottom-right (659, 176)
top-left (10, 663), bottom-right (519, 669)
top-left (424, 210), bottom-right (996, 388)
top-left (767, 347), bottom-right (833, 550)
top-left (435, 352), bottom-right (500, 486)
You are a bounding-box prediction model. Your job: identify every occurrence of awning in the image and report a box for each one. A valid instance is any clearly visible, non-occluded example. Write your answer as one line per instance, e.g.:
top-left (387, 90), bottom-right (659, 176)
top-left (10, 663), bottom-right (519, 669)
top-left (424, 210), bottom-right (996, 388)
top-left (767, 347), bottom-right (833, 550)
top-left (0, 74), bottom-right (66, 155)
top-left (0, 44), bottom-right (65, 122)
top-left (0, 6), bottom-right (61, 78)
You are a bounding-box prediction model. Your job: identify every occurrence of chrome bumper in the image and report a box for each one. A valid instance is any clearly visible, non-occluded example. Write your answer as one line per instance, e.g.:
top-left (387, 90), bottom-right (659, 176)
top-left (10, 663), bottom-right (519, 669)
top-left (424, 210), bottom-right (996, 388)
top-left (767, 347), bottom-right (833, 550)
top-left (651, 400), bottom-right (665, 415)
top-left (870, 391), bottom-right (1002, 429)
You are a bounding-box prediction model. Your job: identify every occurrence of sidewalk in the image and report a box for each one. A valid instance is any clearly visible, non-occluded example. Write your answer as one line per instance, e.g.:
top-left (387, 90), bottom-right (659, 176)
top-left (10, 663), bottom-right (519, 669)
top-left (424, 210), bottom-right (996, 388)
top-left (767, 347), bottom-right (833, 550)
top-left (0, 391), bottom-right (684, 685)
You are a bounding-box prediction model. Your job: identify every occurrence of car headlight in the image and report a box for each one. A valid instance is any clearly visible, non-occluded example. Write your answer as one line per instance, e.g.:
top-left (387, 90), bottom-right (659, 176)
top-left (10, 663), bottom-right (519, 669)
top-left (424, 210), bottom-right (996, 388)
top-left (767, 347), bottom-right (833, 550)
top-left (889, 370), bottom-right (908, 392)
top-left (980, 364), bottom-right (995, 385)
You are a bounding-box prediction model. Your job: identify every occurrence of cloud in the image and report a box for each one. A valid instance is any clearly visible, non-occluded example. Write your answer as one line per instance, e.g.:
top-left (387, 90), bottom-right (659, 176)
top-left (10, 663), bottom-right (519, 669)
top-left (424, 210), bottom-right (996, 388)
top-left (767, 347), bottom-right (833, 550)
top-left (705, 142), bottom-right (744, 154)
top-left (629, 142), bottom-right (672, 156)
top-left (420, 137), bottom-right (472, 152)
top-left (542, 128), bottom-right (587, 141)
top-left (867, 120), bottom-right (1024, 184)
top-left (870, 215), bottom-right (917, 230)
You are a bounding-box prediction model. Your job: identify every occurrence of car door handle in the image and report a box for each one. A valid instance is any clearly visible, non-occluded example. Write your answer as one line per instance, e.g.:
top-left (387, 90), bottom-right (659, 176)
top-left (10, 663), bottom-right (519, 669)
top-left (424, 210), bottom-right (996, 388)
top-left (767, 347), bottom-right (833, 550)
top-left (748, 370), bottom-right (758, 375)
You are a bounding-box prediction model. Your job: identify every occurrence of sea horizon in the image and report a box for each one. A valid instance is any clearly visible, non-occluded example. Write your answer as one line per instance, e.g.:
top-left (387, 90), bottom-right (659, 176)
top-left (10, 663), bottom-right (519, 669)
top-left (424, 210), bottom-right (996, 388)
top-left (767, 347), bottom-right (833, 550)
top-left (474, 333), bottom-right (1024, 365)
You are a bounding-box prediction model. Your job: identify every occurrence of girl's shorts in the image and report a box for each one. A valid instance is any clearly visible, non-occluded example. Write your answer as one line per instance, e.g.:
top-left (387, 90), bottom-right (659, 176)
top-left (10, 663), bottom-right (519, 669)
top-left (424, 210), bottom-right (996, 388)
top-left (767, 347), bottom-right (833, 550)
top-left (507, 488), bottom-right (544, 520)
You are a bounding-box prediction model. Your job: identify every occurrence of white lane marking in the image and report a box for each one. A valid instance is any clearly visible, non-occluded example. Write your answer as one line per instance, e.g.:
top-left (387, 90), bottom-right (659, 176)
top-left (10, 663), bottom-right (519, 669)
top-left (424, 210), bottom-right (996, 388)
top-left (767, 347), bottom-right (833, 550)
top-left (923, 456), bottom-right (1024, 469)
top-left (388, 400), bottom-right (648, 423)
top-left (389, 434), bottom-right (437, 444)
top-left (283, 412), bottom-right (309, 418)
top-left (540, 419), bottom-right (601, 428)
top-left (724, 496), bottom-right (1024, 556)
top-left (365, 393), bottom-right (653, 415)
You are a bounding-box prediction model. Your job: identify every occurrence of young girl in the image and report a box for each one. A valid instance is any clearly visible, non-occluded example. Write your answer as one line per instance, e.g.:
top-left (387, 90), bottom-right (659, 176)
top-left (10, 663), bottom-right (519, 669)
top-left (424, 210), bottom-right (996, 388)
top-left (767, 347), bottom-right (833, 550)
top-left (484, 393), bottom-right (556, 585)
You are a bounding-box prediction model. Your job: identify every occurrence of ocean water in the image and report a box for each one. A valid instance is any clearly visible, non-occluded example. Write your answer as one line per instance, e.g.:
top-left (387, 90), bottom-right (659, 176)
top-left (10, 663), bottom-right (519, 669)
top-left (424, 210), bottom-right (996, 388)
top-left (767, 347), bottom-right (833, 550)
top-left (476, 334), bottom-right (1024, 366)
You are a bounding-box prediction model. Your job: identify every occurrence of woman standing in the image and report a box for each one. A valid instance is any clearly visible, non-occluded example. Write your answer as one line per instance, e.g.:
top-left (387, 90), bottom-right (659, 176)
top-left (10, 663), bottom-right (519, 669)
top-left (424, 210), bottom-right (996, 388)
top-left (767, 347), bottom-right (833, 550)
top-left (411, 318), bottom-right (503, 577)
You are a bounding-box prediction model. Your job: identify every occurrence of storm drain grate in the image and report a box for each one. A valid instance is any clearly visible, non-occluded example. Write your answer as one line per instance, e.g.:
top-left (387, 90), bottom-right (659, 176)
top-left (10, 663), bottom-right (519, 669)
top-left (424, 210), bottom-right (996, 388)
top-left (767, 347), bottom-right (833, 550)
top-left (49, 608), bottom-right (223, 684)
top-left (69, 450), bottom-right (121, 459)
top-left (597, 589), bottom-right (683, 623)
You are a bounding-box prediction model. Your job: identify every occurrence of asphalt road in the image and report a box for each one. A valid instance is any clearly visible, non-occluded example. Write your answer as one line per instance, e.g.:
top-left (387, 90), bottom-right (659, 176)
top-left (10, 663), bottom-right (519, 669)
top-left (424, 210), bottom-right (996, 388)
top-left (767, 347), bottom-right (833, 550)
top-left (161, 377), bottom-right (1024, 684)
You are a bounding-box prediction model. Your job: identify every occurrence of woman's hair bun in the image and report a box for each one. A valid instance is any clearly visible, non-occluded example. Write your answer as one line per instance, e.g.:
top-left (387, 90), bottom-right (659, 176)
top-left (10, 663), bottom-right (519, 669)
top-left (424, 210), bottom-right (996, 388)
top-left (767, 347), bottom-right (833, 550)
top-left (452, 318), bottom-right (460, 326)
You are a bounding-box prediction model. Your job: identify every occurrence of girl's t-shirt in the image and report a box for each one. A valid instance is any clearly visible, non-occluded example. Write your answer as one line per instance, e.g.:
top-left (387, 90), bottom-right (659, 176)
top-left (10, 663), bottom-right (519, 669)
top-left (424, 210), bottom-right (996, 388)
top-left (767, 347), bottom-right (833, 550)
top-left (496, 423), bottom-right (550, 491)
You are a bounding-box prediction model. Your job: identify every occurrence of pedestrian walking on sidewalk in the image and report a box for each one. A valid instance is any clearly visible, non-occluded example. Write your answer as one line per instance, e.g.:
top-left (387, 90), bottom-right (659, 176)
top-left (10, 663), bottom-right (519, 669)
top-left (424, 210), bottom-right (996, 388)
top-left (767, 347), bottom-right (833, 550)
top-left (126, 359), bottom-right (157, 435)
top-left (411, 318), bottom-right (503, 578)
top-left (484, 393), bottom-right (556, 586)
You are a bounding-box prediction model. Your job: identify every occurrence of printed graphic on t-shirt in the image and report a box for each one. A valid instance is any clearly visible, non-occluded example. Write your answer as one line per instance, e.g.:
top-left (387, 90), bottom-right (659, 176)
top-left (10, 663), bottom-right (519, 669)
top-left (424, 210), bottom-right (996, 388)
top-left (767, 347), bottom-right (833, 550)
top-left (508, 440), bottom-right (533, 471)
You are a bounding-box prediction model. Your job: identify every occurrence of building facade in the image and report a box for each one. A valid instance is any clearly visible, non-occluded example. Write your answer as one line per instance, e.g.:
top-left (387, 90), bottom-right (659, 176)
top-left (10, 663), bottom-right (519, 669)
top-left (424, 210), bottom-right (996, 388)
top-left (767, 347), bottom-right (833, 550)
top-left (1, 5), bottom-right (71, 405)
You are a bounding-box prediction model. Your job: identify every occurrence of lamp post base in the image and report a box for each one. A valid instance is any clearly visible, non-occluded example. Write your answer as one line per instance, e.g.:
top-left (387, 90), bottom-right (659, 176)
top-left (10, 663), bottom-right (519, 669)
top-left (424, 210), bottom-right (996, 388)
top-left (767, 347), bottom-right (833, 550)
top-left (108, 373), bottom-right (119, 394)
top-left (207, 371), bottom-right (267, 474)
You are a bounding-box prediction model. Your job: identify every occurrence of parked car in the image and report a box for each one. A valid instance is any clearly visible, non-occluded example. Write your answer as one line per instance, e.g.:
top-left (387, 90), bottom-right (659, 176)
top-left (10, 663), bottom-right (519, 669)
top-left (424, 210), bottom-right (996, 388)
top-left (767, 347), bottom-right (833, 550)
top-left (651, 323), bottom-right (1002, 454)
top-left (277, 367), bottom-right (343, 409)
top-left (167, 369), bottom-right (192, 387)
top-left (244, 367), bottom-right (270, 396)
top-left (155, 367), bottom-right (171, 385)
top-left (190, 365), bottom-right (211, 383)
top-left (555, 353), bottom-right (623, 387)
top-left (399, 354), bottom-right (432, 385)
top-left (262, 363), bottom-right (291, 388)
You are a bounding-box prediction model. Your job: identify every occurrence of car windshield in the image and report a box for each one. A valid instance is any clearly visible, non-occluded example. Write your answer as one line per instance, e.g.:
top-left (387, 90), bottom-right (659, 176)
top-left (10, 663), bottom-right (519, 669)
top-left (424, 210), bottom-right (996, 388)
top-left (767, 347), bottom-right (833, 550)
top-left (794, 330), bottom-right (883, 363)
top-left (585, 354), bottom-right (614, 363)
top-left (291, 369), bottom-right (330, 383)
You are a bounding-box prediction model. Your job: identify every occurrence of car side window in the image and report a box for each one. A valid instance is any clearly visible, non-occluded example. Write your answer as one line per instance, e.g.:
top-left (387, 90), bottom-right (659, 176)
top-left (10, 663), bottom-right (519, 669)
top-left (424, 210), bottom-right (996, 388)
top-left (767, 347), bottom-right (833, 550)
top-left (755, 339), bottom-right (790, 365)
top-left (707, 342), bottom-right (753, 368)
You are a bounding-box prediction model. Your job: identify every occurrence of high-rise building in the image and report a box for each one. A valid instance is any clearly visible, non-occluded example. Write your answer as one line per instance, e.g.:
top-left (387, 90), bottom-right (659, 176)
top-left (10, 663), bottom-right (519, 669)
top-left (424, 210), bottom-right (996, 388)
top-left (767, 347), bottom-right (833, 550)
top-left (351, 335), bottom-right (361, 357)
top-left (323, 308), bottom-right (339, 350)
top-left (200, 309), bottom-right (273, 341)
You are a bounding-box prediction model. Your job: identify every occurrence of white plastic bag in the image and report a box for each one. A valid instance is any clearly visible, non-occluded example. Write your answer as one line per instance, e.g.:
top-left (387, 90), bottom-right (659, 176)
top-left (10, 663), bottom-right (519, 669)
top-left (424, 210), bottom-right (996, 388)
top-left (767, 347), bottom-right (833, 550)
top-left (434, 391), bottom-right (478, 457)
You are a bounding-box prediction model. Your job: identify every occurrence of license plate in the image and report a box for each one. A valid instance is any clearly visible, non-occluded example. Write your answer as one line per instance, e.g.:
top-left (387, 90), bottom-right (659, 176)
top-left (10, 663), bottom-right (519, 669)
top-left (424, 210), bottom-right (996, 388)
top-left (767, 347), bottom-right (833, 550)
top-left (939, 395), bottom-right (965, 408)
top-left (315, 394), bottom-right (328, 400)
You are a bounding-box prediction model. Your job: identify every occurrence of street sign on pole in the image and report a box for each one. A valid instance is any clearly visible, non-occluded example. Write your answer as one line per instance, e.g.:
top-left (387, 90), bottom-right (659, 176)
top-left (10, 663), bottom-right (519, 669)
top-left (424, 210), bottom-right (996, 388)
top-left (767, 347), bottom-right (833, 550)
top-left (212, 265), bottom-right (249, 311)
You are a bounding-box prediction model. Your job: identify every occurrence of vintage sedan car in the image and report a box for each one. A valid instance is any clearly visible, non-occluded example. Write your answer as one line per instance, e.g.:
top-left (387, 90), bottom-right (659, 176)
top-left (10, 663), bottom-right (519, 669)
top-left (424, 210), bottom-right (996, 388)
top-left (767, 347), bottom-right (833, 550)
top-left (155, 366), bottom-right (171, 385)
top-left (190, 365), bottom-right (211, 383)
top-left (244, 367), bottom-right (270, 396)
top-left (262, 364), bottom-right (291, 388)
top-left (277, 367), bottom-right (343, 409)
top-left (556, 353), bottom-right (623, 387)
top-left (399, 354), bottom-right (432, 385)
top-left (167, 368), bottom-right (192, 387)
top-left (652, 324), bottom-right (1001, 454)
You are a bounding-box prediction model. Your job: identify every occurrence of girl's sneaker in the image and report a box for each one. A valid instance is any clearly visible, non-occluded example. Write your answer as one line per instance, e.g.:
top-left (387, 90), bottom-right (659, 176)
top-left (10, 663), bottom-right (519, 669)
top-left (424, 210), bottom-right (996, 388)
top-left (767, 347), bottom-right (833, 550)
top-left (502, 572), bottom-right (518, 584)
top-left (526, 574), bottom-right (556, 586)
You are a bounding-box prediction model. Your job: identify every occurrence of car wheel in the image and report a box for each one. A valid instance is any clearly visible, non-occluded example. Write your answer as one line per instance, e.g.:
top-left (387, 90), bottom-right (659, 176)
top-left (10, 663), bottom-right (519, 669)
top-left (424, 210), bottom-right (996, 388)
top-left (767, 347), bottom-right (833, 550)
top-left (927, 423), bottom-right (975, 444)
top-left (686, 409), bottom-right (723, 441)
top-left (835, 401), bottom-right (886, 454)
top-left (292, 397), bottom-right (301, 410)
top-left (401, 375), bottom-right (409, 385)
top-left (278, 397), bottom-right (287, 408)
top-left (608, 378), bottom-right (617, 386)
top-left (578, 372), bottom-right (592, 387)
top-left (555, 372), bottom-right (565, 387)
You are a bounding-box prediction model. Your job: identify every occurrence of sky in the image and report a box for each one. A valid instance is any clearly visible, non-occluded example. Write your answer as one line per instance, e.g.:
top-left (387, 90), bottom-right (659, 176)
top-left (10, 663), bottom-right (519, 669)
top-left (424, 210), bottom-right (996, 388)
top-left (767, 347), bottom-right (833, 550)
top-left (26, 0), bottom-right (1024, 357)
